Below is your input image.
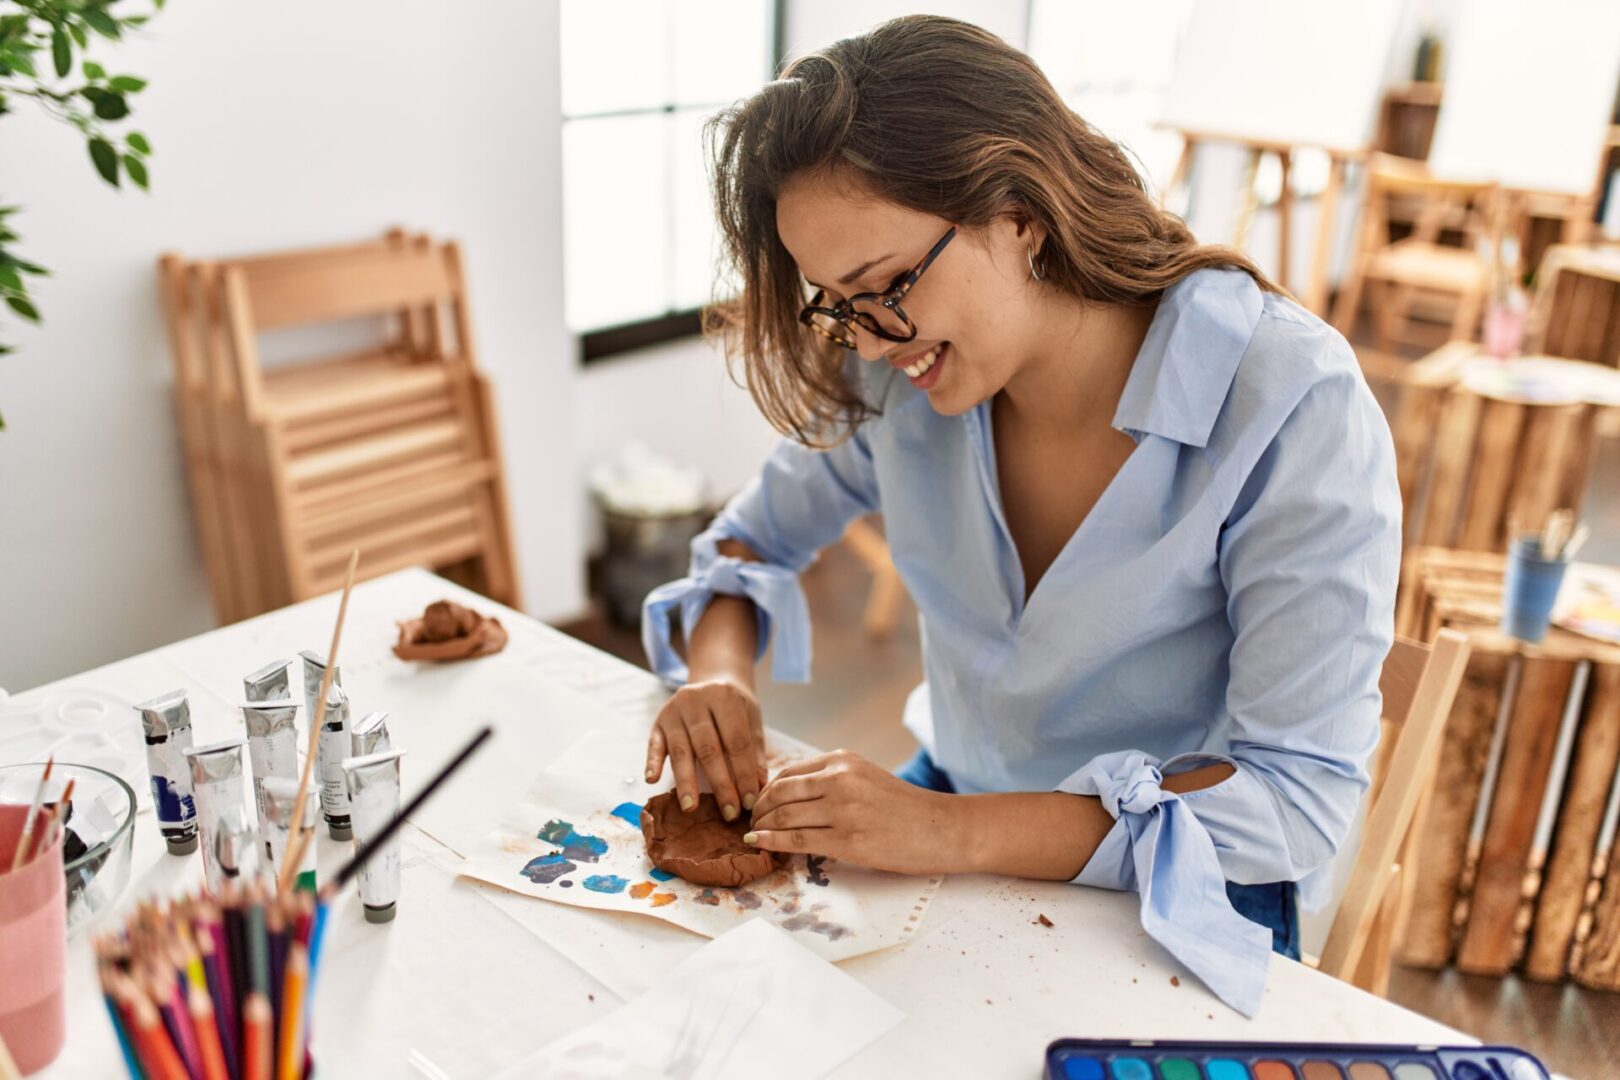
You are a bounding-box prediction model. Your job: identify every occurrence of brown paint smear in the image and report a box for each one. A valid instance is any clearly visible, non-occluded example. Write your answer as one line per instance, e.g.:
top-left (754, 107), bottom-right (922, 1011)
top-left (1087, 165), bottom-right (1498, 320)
top-left (641, 792), bottom-right (779, 887)
top-left (392, 600), bottom-right (509, 662)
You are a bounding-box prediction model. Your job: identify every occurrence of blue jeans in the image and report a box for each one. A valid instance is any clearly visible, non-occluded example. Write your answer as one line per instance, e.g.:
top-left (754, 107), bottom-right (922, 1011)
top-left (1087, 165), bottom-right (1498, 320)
top-left (895, 746), bottom-right (1301, 960)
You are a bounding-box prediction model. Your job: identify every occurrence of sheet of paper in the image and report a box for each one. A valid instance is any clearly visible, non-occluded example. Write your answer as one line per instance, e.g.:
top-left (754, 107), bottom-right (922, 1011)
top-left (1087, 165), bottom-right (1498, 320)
top-left (494, 918), bottom-right (904, 1080)
top-left (459, 727), bottom-right (943, 964)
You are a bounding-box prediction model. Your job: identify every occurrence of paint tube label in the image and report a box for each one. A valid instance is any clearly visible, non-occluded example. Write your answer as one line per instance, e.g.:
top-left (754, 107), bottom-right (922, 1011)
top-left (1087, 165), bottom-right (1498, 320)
top-left (144, 728), bottom-right (197, 838)
top-left (318, 718), bottom-right (353, 830)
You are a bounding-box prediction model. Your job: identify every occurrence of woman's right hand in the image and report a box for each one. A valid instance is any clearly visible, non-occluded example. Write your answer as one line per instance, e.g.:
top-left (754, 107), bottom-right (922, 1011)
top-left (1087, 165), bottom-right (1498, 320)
top-left (645, 676), bottom-right (767, 822)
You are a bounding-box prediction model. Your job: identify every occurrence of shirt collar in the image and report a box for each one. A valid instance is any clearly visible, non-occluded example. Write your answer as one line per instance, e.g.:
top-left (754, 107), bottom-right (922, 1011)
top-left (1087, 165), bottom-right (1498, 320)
top-left (1111, 268), bottom-right (1265, 448)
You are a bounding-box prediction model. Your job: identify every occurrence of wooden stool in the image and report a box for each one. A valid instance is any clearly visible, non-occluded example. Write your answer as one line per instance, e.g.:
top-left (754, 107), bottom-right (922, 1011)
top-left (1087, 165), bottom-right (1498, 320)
top-left (1396, 548), bottom-right (1620, 989)
top-left (1528, 244), bottom-right (1620, 369)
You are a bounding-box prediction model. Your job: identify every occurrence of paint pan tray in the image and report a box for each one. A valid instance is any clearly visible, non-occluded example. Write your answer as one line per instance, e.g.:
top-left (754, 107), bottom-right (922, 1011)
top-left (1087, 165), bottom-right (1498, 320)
top-left (1045, 1039), bottom-right (1550, 1080)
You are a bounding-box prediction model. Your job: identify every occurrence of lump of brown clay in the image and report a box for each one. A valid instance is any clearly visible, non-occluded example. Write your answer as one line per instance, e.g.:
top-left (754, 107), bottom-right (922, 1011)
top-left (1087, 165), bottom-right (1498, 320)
top-left (641, 791), bottom-right (779, 887)
top-left (393, 600), bottom-right (509, 662)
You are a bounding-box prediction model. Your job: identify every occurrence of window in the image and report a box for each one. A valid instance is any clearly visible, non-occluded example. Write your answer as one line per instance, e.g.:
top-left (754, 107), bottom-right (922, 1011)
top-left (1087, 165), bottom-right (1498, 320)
top-left (561, 0), bottom-right (776, 362)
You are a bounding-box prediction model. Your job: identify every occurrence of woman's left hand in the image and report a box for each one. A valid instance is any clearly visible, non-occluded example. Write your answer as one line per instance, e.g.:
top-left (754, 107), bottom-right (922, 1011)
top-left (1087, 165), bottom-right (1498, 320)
top-left (745, 749), bottom-right (964, 876)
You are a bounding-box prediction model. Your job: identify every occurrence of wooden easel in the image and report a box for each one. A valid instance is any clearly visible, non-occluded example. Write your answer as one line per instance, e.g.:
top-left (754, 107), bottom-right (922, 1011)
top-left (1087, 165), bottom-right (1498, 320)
top-left (1163, 127), bottom-right (1357, 314)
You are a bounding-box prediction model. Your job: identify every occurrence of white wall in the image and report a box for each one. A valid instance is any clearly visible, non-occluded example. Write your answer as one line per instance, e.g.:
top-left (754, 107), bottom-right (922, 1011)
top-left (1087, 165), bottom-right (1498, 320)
top-left (0, 0), bottom-right (582, 690)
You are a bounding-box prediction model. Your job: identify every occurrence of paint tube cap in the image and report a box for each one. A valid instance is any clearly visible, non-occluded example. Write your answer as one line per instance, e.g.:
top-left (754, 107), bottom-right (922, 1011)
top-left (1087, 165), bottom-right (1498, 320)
top-left (165, 834), bottom-right (199, 856)
top-left (363, 901), bottom-right (396, 924)
top-left (327, 821), bottom-right (352, 841)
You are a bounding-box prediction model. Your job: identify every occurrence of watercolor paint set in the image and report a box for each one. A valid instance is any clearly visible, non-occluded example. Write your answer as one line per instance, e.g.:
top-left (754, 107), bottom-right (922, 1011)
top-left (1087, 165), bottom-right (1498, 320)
top-left (1044, 1040), bottom-right (1550, 1080)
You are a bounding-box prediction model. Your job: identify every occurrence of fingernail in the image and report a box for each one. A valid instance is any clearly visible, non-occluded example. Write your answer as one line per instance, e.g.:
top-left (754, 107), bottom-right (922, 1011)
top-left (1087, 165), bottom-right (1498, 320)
top-left (742, 793), bottom-right (756, 811)
top-left (742, 832), bottom-right (759, 845)
top-left (645, 770), bottom-right (655, 782)
top-left (680, 795), bottom-right (696, 811)
top-left (723, 804), bottom-right (738, 821)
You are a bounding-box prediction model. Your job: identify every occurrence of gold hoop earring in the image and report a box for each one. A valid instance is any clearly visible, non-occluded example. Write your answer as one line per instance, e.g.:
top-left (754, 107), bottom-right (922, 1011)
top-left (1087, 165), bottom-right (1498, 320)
top-left (1027, 246), bottom-right (1044, 282)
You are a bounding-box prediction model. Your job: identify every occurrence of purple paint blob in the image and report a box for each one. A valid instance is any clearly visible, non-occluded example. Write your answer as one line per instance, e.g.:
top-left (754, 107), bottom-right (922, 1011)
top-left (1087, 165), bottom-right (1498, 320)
top-left (520, 853), bottom-right (577, 884)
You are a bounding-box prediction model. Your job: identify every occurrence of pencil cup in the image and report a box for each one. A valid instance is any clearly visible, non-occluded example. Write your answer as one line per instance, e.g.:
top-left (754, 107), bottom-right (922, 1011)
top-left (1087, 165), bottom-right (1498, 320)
top-left (0, 804), bottom-right (68, 1075)
top-left (1502, 536), bottom-right (1571, 643)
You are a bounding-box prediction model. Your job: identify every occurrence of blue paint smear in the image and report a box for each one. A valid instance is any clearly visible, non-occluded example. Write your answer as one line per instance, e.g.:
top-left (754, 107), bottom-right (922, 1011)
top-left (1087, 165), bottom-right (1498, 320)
top-left (536, 819), bottom-right (609, 862)
top-left (610, 802), bottom-right (643, 828)
top-left (583, 874), bottom-right (630, 894)
top-left (648, 868), bottom-right (675, 882)
top-left (520, 853), bottom-right (577, 884)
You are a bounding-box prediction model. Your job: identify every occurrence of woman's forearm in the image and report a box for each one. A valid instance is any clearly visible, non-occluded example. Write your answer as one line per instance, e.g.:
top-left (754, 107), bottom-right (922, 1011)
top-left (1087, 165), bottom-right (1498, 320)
top-left (952, 762), bottom-right (1236, 880)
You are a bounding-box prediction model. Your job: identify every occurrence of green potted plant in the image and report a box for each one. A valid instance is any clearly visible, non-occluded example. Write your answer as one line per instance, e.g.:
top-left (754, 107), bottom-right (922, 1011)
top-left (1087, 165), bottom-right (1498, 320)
top-left (1, 0), bottom-right (163, 429)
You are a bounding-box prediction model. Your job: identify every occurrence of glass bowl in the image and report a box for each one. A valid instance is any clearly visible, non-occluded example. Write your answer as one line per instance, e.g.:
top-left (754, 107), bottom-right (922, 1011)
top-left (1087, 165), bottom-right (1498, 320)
top-left (0, 761), bottom-right (137, 934)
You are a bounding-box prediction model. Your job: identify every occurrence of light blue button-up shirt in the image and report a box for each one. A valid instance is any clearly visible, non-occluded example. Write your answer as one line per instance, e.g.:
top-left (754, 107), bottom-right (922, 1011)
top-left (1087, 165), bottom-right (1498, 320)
top-left (643, 268), bottom-right (1401, 1015)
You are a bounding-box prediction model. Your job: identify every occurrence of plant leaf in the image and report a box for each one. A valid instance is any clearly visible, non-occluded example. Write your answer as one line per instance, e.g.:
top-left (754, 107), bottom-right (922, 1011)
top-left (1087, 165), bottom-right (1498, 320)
top-left (109, 75), bottom-right (145, 93)
top-left (123, 153), bottom-right (148, 190)
top-left (82, 9), bottom-right (121, 39)
top-left (127, 131), bottom-right (150, 154)
top-left (88, 137), bottom-right (119, 186)
top-left (0, 264), bottom-right (20, 291)
top-left (92, 91), bottom-right (128, 120)
top-left (51, 26), bottom-right (70, 78)
top-left (6, 295), bottom-right (40, 322)
top-left (69, 22), bottom-right (87, 49)
top-left (83, 59), bottom-right (105, 79)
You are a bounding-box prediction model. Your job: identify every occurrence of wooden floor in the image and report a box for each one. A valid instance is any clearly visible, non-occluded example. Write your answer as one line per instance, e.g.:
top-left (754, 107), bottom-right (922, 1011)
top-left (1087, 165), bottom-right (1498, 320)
top-left (561, 535), bottom-right (1620, 1077)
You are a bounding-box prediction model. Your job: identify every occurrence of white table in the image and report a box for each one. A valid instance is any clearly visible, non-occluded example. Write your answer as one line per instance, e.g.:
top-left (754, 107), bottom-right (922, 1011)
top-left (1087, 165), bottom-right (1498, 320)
top-left (13, 569), bottom-right (1469, 1078)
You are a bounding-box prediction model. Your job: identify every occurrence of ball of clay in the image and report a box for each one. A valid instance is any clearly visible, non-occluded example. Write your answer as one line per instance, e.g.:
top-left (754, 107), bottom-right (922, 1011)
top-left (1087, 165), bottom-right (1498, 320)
top-left (641, 791), bottom-right (778, 887)
top-left (420, 600), bottom-right (478, 642)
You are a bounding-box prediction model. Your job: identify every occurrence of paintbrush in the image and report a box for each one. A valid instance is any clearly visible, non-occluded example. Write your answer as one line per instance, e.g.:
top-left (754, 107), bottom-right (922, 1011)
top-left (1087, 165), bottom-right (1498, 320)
top-left (278, 549), bottom-right (360, 893)
top-left (10, 756), bottom-right (54, 872)
top-left (1541, 509), bottom-right (1572, 560)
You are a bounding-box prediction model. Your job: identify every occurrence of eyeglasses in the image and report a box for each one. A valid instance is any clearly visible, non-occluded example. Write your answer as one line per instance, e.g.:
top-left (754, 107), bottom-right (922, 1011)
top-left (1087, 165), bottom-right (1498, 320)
top-left (798, 226), bottom-right (957, 349)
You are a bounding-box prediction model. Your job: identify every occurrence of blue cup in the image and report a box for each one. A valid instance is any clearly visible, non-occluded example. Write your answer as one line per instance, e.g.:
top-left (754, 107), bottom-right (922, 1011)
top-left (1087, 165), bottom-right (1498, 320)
top-left (1502, 536), bottom-right (1571, 643)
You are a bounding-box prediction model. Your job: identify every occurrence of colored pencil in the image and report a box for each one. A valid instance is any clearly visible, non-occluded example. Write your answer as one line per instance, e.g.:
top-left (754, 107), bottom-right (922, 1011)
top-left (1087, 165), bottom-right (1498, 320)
top-left (130, 993), bottom-right (189, 1080)
top-left (9, 755), bottom-right (53, 871)
top-left (100, 979), bottom-right (145, 1080)
top-left (279, 550), bottom-right (360, 893)
top-left (196, 926), bottom-right (239, 1080)
top-left (189, 983), bottom-right (230, 1080)
top-left (242, 992), bottom-right (272, 1080)
top-left (275, 945), bottom-right (308, 1080)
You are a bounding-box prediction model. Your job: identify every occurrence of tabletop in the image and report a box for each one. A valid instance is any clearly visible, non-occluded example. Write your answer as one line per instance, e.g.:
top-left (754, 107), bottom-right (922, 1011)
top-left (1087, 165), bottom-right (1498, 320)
top-left (9, 568), bottom-right (1470, 1078)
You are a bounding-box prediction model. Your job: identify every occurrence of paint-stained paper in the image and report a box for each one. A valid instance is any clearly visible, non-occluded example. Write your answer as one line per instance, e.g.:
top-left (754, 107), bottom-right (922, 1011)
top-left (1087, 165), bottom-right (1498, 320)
top-left (492, 919), bottom-right (903, 1079)
top-left (459, 727), bottom-right (942, 962)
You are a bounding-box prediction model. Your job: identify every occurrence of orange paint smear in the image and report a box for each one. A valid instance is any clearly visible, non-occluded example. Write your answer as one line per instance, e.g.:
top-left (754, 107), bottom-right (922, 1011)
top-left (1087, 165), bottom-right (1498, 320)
top-left (649, 892), bottom-right (676, 907)
top-left (629, 882), bottom-right (655, 899)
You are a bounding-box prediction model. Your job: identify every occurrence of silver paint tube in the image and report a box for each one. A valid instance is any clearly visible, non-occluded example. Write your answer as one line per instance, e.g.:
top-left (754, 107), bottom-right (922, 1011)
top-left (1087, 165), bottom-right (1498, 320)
top-left (135, 689), bottom-right (199, 855)
top-left (243, 659), bottom-right (291, 703)
top-left (341, 749), bottom-right (405, 923)
top-left (262, 775), bottom-right (317, 893)
top-left (350, 711), bottom-right (392, 758)
top-left (299, 649), bottom-right (341, 731)
top-left (240, 699), bottom-right (300, 854)
top-left (216, 805), bottom-right (261, 883)
top-left (316, 684), bottom-right (353, 839)
top-left (184, 738), bottom-right (248, 893)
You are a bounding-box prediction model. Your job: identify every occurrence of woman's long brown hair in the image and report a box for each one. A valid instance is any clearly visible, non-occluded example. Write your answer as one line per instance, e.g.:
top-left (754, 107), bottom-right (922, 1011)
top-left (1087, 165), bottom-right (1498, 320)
top-left (705, 15), bottom-right (1278, 447)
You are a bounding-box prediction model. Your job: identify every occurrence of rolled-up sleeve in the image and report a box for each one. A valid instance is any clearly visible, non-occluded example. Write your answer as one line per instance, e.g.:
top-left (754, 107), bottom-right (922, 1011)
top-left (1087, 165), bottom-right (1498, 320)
top-left (641, 424), bottom-right (881, 686)
top-left (1056, 368), bottom-right (1401, 1015)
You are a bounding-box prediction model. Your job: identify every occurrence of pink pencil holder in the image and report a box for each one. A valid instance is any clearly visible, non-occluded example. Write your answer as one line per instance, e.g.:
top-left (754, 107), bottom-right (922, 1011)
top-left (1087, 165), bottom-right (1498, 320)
top-left (0, 803), bottom-right (67, 1075)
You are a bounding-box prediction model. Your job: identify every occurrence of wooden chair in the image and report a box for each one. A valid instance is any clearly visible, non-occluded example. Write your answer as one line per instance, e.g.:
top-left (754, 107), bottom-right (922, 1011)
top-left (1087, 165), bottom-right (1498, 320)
top-left (158, 229), bottom-right (520, 622)
top-left (843, 518), bottom-right (906, 638)
top-left (1333, 154), bottom-right (1501, 364)
top-left (1315, 629), bottom-right (1472, 995)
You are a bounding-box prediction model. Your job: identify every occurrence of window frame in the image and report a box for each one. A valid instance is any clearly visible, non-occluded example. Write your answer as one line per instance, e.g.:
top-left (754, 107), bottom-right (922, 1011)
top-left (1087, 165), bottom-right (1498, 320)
top-left (572, 1), bottom-right (786, 365)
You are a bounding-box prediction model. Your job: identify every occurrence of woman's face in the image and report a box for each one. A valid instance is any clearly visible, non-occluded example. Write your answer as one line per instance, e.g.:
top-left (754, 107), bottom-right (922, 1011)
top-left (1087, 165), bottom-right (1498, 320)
top-left (775, 170), bottom-right (1045, 416)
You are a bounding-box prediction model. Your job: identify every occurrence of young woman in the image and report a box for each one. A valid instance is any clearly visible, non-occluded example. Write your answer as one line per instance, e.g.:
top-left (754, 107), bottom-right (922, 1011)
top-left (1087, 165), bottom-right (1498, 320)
top-left (640, 16), bottom-right (1399, 1014)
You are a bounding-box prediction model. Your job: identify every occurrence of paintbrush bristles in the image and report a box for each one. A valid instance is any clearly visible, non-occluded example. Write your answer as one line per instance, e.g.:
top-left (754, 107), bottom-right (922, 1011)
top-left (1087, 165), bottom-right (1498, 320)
top-left (278, 549), bottom-right (360, 893)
